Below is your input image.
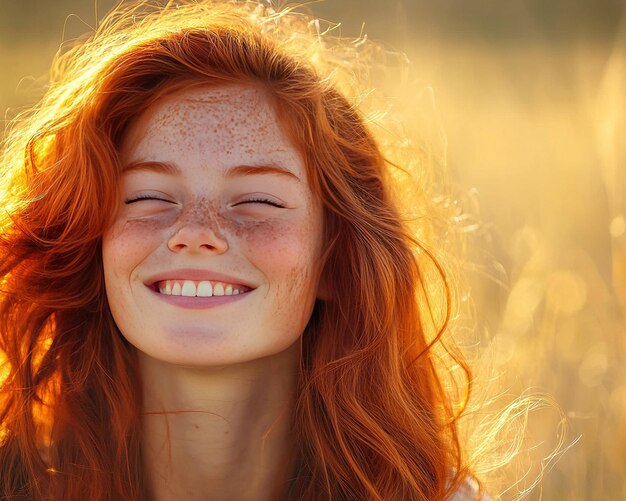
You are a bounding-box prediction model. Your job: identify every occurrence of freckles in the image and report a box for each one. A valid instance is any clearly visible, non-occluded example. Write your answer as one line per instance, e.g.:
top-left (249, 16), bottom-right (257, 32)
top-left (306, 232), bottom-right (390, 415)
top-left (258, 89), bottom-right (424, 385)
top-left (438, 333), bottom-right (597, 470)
top-left (154, 89), bottom-right (288, 165)
top-left (176, 196), bottom-right (299, 245)
top-left (141, 103), bottom-right (212, 157)
top-left (241, 215), bottom-right (319, 311)
top-left (178, 197), bottom-right (217, 225)
top-left (241, 217), bottom-right (293, 248)
top-left (285, 266), bottom-right (312, 297)
top-left (271, 266), bottom-right (315, 322)
top-left (104, 214), bottom-right (175, 263)
top-left (176, 198), bottom-right (234, 237)
top-left (121, 213), bottom-right (179, 233)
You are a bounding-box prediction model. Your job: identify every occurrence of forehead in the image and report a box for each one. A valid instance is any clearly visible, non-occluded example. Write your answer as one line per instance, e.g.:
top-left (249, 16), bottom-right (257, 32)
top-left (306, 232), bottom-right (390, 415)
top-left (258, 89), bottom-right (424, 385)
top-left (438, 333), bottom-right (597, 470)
top-left (120, 85), bottom-right (304, 176)
top-left (145, 84), bottom-right (274, 126)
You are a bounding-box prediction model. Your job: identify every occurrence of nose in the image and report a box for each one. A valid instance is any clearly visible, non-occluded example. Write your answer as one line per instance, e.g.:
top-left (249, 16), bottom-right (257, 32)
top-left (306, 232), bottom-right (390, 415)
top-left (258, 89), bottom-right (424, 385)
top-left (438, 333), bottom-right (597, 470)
top-left (167, 223), bottom-right (229, 255)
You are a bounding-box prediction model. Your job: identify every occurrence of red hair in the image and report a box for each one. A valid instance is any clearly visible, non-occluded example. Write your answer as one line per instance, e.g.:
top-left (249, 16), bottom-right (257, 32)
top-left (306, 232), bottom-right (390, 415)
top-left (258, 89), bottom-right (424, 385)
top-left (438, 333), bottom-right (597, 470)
top-left (0, 1), bottom-right (475, 499)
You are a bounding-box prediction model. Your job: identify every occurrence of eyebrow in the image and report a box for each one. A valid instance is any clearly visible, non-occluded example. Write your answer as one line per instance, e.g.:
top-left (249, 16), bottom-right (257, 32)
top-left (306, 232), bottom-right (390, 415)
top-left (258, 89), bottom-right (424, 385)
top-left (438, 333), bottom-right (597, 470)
top-left (224, 164), bottom-right (300, 182)
top-left (121, 161), bottom-right (300, 182)
top-left (121, 161), bottom-right (181, 175)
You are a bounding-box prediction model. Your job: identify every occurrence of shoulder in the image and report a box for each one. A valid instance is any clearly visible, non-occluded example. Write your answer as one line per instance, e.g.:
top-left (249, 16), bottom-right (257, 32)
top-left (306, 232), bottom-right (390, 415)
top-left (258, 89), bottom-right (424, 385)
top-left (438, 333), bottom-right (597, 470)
top-left (448, 476), bottom-right (492, 501)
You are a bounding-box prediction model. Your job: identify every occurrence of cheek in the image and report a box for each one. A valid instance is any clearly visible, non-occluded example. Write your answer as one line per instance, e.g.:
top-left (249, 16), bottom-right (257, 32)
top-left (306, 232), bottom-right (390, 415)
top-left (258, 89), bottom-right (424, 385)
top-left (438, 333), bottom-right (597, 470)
top-left (241, 218), bottom-right (320, 332)
top-left (241, 217), bottom-right (321, 294)
top-left (102, 219), bottom-right (166, 279)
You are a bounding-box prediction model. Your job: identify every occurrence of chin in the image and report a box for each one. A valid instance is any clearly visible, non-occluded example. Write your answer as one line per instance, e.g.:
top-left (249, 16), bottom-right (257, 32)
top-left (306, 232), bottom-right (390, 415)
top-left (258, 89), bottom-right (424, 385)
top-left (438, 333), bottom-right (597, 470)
top-left (131, 329), bottom-right (301, 369)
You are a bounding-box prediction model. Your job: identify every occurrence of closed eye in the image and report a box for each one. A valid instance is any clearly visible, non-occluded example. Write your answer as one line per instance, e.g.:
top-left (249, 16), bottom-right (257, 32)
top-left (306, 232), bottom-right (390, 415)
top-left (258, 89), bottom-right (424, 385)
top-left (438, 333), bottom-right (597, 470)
top-left (124, 194), bottom-right (175, 205)
top-left (236, 197), bottom-right (285, 208)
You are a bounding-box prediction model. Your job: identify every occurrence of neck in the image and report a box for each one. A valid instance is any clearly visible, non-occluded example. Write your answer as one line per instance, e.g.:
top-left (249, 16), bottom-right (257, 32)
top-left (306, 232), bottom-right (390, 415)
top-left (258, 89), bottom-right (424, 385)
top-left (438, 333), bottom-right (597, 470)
top-left (139, 342), bottom-right (300, 501)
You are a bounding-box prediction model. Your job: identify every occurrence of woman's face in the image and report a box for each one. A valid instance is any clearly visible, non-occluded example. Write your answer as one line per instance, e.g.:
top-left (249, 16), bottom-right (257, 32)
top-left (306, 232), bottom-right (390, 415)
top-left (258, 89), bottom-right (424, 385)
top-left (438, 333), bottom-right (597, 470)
top-left (102, 85), bottom-right (324, 367)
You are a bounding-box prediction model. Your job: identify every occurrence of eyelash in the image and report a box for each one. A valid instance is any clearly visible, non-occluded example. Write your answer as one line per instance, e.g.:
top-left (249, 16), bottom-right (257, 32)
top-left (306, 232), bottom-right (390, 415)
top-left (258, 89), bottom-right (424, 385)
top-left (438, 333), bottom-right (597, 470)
top-left (124, 195), bottom-right (172, 205)
top-left (238, 197), bottom-right (285, 208)
top-left (124, 195), bottom-right (285, 208)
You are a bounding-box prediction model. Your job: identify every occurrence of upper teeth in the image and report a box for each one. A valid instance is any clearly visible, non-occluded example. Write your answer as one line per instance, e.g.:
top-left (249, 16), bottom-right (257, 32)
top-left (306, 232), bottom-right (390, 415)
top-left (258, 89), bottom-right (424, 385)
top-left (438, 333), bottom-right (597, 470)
top-left (158, 280), bottom-right (245, 297)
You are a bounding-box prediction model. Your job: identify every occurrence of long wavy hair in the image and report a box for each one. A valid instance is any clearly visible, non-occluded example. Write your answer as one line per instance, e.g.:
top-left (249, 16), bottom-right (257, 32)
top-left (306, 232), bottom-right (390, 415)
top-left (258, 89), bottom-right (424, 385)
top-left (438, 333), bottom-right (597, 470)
top-left (0, 1), bottom-right (476, 499)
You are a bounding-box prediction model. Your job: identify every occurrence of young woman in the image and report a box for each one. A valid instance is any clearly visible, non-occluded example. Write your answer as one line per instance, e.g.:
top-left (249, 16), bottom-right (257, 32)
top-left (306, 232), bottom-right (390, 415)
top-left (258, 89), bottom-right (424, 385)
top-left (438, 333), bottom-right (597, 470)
top-left (0, 1), bottom-right (487, 499)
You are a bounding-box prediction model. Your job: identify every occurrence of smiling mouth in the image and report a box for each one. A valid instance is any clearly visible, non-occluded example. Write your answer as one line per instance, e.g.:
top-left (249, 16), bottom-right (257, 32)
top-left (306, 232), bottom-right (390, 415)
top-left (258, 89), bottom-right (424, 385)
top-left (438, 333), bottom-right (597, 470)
top-left (152, 280), bottom-right (252, 297)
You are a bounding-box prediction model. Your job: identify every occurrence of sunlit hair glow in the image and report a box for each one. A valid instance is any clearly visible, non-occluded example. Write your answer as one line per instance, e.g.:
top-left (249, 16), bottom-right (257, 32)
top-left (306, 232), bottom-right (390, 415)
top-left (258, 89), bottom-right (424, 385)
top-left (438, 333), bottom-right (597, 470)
top-left (0, 1), bottom-right (478, 499)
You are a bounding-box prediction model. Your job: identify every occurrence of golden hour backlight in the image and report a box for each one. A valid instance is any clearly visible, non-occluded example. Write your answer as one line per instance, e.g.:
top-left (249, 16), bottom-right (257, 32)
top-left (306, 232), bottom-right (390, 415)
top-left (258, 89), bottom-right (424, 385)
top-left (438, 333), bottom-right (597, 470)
top-left (1, 1), bottom-right (624, 499)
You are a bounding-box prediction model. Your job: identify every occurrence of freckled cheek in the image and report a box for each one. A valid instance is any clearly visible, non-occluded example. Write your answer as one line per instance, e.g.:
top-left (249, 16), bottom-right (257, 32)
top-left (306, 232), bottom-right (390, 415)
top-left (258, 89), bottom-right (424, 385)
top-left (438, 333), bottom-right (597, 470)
top-left (241, 218), bottom-right (321, 282)
top-left (102, 219), bottom-right (169, 278)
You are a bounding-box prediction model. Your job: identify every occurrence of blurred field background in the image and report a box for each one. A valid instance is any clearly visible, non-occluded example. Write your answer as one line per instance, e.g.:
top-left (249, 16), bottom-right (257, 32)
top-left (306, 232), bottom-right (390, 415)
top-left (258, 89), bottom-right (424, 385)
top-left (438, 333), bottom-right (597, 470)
top-left (1, 1), bottom-right (625, 499)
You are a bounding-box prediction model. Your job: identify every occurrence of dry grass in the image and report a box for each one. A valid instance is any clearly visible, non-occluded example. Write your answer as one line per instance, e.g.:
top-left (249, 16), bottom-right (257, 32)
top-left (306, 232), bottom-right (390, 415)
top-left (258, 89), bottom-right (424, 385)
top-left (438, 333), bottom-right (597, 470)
top-left (400, 35), bottom-right (626, 500)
